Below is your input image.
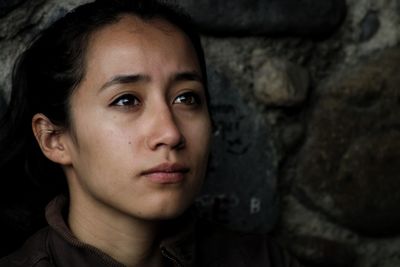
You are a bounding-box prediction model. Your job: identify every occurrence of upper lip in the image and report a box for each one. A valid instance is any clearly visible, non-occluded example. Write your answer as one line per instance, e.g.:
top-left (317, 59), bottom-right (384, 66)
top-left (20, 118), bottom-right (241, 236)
top-left (141, 162), bottom-right (189, 175)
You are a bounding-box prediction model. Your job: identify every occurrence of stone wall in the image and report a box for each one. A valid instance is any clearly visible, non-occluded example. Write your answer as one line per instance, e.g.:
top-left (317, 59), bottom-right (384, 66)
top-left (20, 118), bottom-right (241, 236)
top-left (1, 0), bottom-right (400, 266)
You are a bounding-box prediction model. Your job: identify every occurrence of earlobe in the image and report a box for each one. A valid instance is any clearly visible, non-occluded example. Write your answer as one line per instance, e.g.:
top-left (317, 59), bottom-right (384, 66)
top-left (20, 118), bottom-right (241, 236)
top-left (32, 113), bottom-right (72, 165)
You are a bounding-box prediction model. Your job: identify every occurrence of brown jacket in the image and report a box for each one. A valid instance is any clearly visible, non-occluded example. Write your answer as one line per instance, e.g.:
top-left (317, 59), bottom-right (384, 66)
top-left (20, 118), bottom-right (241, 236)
top-left (0, 196), bottom-right (300, 267)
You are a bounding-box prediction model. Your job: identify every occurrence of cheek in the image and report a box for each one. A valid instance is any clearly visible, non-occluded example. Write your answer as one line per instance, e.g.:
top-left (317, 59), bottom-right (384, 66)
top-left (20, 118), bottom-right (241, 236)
top-left (68, 127), bottom-right (139, 196)
top-left (86, 129), bottom-right (134, 165)
top-left (69, 113), bottom-right (133, 171)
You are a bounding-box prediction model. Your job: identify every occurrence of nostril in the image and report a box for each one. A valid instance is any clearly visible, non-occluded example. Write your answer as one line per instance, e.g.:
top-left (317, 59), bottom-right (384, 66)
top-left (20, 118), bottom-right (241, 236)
top-left (174, 136), bottom-right (186, 150)
top-left (147, 121), bottom-right (185, 150)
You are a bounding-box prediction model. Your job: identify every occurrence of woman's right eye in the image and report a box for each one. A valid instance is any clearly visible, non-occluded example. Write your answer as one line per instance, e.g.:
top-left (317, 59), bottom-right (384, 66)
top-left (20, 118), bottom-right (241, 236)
top-left (110, 94), bottom-right (140, 107)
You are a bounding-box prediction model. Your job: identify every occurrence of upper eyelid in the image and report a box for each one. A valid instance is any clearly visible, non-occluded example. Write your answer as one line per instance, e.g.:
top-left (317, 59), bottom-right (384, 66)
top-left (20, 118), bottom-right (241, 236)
top-left (174, 87), bottom-right (204, 97)
top-left (174, 90), bottom-right (199, 97)
top-left (173, 91), bottom-right (202, 105)
top-left (110, 92), bottom-right (141, 106)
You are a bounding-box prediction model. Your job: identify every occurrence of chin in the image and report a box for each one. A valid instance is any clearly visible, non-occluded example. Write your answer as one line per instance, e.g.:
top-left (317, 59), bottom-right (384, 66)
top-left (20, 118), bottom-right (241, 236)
top-left (138, 194), bottom-right (193, 221)
top-left (137, 207), bottom-right (187, 222)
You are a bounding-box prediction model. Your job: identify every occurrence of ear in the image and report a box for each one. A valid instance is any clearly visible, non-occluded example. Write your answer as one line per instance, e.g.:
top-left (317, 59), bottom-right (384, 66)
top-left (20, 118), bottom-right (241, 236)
top-left (32, 113), bottom-right (72, 165)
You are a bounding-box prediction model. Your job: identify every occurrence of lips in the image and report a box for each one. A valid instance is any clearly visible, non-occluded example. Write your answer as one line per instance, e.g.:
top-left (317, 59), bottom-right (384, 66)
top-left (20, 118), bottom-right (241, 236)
top-left (141, 163), bottom-right (189, 184)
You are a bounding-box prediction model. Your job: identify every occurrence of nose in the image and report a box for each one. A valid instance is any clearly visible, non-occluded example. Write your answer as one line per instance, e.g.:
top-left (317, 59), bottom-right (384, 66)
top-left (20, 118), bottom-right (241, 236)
top-left (146, 104), bottom-right (185, 151)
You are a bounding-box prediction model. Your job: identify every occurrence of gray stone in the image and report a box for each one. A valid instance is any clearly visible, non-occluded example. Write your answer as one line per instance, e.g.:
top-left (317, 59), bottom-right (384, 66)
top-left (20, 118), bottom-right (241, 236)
top-left (294, 47), bottom-right (400, 236)
top-left (397, 0), bottom-right (400, 16)
top-left (359, 10), bottom-right (380, 42)
top-left (285, 235), bottom-right (356, 267)
top-left (281, 123), bottom-right (305, 151)
top-left (0, 0), bottom-right (90, 98)
top-left (252, 56), bottom-right (309, 107)
top-left (0, 91), bottom-right (5, 116)
top-left (176, 0), bottom-right (346, 36)
top-left (195, 67), bottom-right (280, 233)
top-left (0, 0), bottom-right (26, 17)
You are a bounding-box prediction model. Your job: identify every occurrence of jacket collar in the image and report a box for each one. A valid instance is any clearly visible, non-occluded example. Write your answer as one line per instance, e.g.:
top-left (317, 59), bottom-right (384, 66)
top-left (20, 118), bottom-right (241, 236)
top-left (45, 195), bottom-right (196, 267)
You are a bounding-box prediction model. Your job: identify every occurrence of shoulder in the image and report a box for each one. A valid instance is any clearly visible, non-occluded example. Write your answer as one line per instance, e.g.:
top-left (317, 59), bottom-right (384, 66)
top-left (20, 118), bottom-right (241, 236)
top-left (0, 227), bottom-right (53, 267)
top-left (195, 221), bottom-right (300, 267)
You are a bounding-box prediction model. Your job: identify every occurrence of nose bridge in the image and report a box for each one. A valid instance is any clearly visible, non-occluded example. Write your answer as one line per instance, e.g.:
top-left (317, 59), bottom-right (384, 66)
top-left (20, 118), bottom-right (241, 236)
top-left (146, 98), bottom-right (184, 150)
top-left (157, 102), bottom-right (177, 129)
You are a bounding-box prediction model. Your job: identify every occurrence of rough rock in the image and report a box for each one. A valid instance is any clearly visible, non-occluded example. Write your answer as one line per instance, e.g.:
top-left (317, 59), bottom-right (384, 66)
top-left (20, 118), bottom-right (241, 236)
top-left (359, 10), bottom-right (380, 41)
top-left (252, 56), bottom-right (309, 106)
top-left (281, 122), bottom-right (305, 151)
top-left (294, 47), bottom-right (400, 236)
top-left (0, 0), bottom-right (27, 17)
top-left (195, 67), bottom-right (280, 233)
top-left (0, 91), bottom-right (5, 116)
top-left (286, 235), bottom-right (356, 267)
top-left (0, 0), bottom-right (91, 98)
top-left (176, 0), bottom-right (346, 36)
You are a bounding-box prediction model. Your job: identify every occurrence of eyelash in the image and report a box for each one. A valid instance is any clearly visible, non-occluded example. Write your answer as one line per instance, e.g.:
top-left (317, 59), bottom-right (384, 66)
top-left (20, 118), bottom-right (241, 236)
top-left (110, 92), bottom-right (201, 108)
top-left (111, 94), bottom-right (141, 108)
top-left (173, 92), bottom-right (201, 106)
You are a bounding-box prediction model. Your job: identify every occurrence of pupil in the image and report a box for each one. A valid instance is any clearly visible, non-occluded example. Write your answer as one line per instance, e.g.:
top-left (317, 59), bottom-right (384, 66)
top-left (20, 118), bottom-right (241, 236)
top-left (182, 95), bottom-right (192, 104)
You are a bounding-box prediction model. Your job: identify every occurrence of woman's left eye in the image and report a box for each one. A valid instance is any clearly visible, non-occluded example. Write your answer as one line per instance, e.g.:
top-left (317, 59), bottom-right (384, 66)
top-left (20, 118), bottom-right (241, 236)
top-left (173, 92), bottom-right (200, 105)
top-left (110, 94), bottom-right (140, 107)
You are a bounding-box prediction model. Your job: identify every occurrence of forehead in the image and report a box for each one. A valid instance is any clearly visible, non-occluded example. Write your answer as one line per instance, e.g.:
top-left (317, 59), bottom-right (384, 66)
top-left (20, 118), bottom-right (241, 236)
top-left (89, 14), bottom-right (185, 44)
top-left (83, 15), bottom-right (199, 74)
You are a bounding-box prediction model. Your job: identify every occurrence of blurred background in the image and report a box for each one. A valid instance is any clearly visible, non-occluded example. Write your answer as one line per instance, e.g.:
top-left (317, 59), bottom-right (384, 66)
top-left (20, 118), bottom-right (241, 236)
top-left (1, 0), bottom-right (400, 266)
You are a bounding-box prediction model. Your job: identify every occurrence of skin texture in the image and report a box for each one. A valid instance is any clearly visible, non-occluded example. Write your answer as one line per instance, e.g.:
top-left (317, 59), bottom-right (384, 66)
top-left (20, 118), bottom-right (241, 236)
top-left (32, 15), bottom-right (211, 267)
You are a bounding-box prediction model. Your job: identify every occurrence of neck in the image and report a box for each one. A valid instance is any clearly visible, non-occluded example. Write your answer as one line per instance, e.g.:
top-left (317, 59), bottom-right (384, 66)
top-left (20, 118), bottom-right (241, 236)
top-left (68, 191), bottom-right (164, 267)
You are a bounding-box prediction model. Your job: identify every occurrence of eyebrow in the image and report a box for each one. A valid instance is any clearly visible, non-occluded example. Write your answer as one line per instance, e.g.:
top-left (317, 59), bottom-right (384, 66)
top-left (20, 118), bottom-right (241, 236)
top-left (99, 74), bottom-right (150, 92)
top-left (99, 71), bottom-right (203, 92)
top-left (173, 71), bottom-right (203, 84)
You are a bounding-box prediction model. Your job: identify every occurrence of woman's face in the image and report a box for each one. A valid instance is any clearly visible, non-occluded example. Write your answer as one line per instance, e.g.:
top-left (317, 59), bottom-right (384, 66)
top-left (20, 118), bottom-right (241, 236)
top-left (62, 16), bottom-right (211, 221)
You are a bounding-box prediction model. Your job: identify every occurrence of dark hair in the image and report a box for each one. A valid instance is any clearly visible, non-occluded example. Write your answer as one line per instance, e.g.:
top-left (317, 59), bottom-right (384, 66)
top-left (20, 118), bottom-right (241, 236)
top-left (0, 0), bottom-right (208, 202)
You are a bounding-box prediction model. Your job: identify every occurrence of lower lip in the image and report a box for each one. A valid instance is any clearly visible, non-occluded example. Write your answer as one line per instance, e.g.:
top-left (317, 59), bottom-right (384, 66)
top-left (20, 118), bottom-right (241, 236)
top-left (144, 172), bottom-right (185, 184)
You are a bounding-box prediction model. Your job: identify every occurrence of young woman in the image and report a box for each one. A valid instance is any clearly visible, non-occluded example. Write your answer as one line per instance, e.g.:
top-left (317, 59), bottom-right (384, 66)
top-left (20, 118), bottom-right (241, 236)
top-left (0, 1), bottom-right (300, 266)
